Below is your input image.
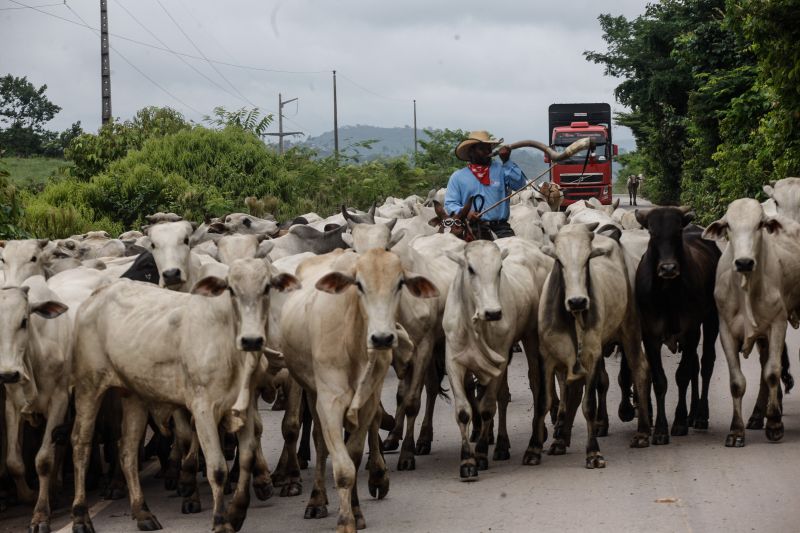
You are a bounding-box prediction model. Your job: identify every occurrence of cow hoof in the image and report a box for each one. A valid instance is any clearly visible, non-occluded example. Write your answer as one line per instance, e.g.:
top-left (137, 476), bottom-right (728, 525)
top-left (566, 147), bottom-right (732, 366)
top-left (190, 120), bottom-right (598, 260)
top-left (651, 433), bottom-right (669, 445)
top-left (353, 509), bottom-right (367, 531)
top-left (298, 457), bottom-right (309, 470)
top-left (522, 450), bottom-right (541, 465)
top-left (618, 402), bottom-right (635, 422)
top-left (304, 505), bottom-right (328, 519)
top-left (72, 523), bottom-right (96, 533)
top-left (253, 481), bottom-right (274, 501)
top-left (415, 440), bottom-right (432, 456)
top-left (29, 522), bottom-right (50, 533)
top-left (280, 481), bottom-right (302, 498)
top-left (693, 418), bottom-right (709, 430)
top-left (746, 416), bottom-right (764, 430)
top-left (213, 523), bottom-right (235, 533)
top-left (368, 472), bottom-right (389, 500)
top-left (585, 454), bottom-right (606, 469)
top-left (766, 422), bottom-right (784, 442)
top-left (382, 436), bottom-right (400, 452)
top-left (493, 447), bottom-right (511, 461)
top-left (547, 441), bottom-right (566, 455)
top-left (228, 513), bottom-right (246, 533)
top-left (181, 499), bottom-right (201, 514)
top-left (670, 423), bottom-right (688, 437)
top-left (629, 433), bottom-right (650, 448)
top-left (593, 424), bottom-right (609, 438)
top-left (725, 433), bottom-right (745, 447)
top-left (397, 455), bottom-right (415, 471)
top-left (136, 516), bottom-right (163, 531)
top-left (476, 456), bottom-right (489, 471)
top-left (459, 464), bottom-right (479, 479)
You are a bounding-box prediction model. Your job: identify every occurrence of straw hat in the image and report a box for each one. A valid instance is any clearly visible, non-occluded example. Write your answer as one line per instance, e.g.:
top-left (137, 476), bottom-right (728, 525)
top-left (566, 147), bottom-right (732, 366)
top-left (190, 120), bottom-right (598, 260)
top-left (454, 130), bottom-right (504, 161)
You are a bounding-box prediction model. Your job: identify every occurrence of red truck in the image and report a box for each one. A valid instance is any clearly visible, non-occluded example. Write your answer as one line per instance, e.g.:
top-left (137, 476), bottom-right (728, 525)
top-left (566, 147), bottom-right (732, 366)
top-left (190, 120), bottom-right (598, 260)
top-left (546, 103), bottom-right (618, 206)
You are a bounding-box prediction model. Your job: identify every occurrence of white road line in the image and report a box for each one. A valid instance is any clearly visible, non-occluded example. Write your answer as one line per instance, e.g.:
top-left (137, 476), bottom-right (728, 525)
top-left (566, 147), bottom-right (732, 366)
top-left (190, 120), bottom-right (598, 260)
top-left (55, 462), bottom-right (160, 533)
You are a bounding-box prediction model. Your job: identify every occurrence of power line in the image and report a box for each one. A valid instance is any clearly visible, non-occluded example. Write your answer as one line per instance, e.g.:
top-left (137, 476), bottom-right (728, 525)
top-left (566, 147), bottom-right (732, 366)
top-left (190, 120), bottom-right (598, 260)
top-left (62, 1), bottom-right (202, 115)
top-left (153, 0), bottom-right (256, 108)
top-left (338, 72), bottom-right (407, 103)
top-left (112, 0), bottom-right (250, 107)
top-left (0, 1), bottom-right (62, 10)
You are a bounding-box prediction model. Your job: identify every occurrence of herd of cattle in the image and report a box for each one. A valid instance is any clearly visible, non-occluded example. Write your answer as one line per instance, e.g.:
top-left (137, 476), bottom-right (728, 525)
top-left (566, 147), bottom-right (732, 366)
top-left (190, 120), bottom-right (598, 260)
top-left (1, 177), bottom-right (799, 533)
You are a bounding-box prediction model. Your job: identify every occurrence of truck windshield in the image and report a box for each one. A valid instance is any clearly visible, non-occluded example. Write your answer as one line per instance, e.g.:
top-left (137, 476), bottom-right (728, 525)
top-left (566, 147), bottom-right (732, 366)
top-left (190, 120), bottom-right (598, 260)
top-left (554, 132), bottom-right (608, 164)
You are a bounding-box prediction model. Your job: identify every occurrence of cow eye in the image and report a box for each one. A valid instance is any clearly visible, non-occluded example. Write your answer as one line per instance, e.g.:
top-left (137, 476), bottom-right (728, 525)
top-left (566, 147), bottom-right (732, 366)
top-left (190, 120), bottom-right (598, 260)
top-left (263, 284), bottom-right (271, 295)
top-left (183, 237), bottom-right (189, 245)
top-left (30, 256), bottom-right (37, 263)
top-left (355, 281), bottom-right (364, 293)
top-left (467, 265), bottom-right (475, 275)
top-left (397, 279), bottom-right (405, 291)
top-left (150, 243), bottom-right (156, 249)
top-left (20, 318), bottom-right (27, 329)
top-left (228, 287), bottom-right (236, 297)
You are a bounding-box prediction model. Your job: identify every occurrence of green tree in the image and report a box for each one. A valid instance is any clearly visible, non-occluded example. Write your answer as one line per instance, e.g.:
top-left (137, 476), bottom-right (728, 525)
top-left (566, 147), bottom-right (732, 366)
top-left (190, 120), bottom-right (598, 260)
top-left (0, 75), bottom-right (62, 157)
top-left (203, 106), bottom-right (273, 137)
top-left (415, 128), bottom-right (467, 171)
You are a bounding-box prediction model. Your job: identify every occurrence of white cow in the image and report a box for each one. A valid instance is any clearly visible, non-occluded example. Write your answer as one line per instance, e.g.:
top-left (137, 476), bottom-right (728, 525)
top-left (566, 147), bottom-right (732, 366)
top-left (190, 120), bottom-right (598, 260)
top-left (0, 277), bottom-right (70, 532)
top-left (763, 177), bottom-right (800, 221)
top-left (69, 258), bottom-right (300, 533)
top-left (280, 248), bottom-right (438, 532)
top-left (1, 239), bottom-right (51, 286)
top-left (703, 199), bottom-right (800, 447)
top-left (443, 237), bottom-right (551, 479)
top-left (509, 201), bottom-right (546, 244)
top-left (531, 224), bottom-right (652, 468)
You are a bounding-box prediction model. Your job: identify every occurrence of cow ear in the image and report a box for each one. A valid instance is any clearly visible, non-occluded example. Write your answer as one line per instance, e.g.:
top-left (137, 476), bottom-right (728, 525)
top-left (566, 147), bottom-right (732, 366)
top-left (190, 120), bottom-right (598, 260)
top-left (763, 184), bottom-right (775, 198)
top-left (445, 250), bottom-right (465, 267)
top-left (585, 222), bottom-right (600, 232)
top-left (589, 246), bottom-right (608, 259)
top-left (541, 244), bottom-right (557, 259)
top-left (500, 248), bottom-right (510, 261)
top-left (315, 272), bottom-right (355, 294)
top-left (191, 276), bottom-right (228, 297)
top-left (634, 209), bottom-right (649, 229)
top-left (387, 228), bottom-right (407, 251)
top-left (341, 232), bottom-right (355, 248)
top-left (30, 300), bottom-right (68, 319)
top-left (612, 198), bottom-right (620, 210)
top-left (323, 223), bottom-right (341, 232)
top-left (37, 239), bottom-right (49, 249)
top-left (386, 218), bottom-right (398, 231)
top-left (761, 216), bottom-right (783, 235)
top-left (702, 220), bottom-right (728, 241)
top-left (432, 200), bottom-right (447, 220)
top-left (403, 275), bottom-right (439, 299)
top-left (256, 240), bottom-right (274, 259)
top-left (270, 272), bottom-right (301, 293)
top-left (680, 209), bottom-right (695, 226)
top-left (427, 216), bottom-right (441, 228)
top-left (597, 224), bottom-right (622, 241)
top-left (208, 222), bottom-right (226, 234)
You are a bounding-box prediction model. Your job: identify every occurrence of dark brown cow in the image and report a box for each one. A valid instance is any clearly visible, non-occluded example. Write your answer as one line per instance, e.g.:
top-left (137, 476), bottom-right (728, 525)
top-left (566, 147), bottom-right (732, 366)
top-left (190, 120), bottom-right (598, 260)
top-left (634, 207), bottom-right (721, 444)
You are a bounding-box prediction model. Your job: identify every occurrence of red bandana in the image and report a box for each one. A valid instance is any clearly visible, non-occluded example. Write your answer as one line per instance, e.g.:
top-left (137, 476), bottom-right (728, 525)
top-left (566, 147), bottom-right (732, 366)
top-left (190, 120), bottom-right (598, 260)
top-left (468, 164), bottom-right (491, 185)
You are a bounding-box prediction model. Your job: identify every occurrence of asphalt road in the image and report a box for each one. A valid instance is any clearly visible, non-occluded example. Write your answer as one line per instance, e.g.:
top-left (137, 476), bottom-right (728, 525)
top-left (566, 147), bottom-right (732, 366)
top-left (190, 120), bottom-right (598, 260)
top-left (7, 193), bottom-right (800, 533)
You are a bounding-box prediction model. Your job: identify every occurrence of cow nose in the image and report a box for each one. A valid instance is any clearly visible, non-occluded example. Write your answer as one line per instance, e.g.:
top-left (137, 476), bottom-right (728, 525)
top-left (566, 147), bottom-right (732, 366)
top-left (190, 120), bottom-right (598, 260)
top-left (161, 268), bottom-right (182, 285)
top-left (567, 297), bottom-right (588, 312)
top-left (484, 309), bottom-right (503, 321)
top-left (734, 258), bottom-right (755, 272)
top-left (370, 332), bottom-right (395, 349)
top-left (658, 263), bottom-right (679, 278)
top-left (0, 371), bottom-right (21, 384)
top-left (240, 336), bottom-right (264, 352)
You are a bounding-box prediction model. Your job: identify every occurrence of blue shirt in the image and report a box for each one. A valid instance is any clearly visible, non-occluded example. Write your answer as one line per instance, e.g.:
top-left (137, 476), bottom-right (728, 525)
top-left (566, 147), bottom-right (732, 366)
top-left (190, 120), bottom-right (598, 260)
top-left (444, 160), bottom-right (527, 222)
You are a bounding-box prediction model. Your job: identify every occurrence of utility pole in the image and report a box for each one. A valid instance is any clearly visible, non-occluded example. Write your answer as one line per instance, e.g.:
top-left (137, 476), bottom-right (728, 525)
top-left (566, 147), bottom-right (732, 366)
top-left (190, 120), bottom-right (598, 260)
top-left (100, 0), bottom-right (112, 124)
top-left (263, 93), bottom-right (302, 154)
top-left (333, 70), bottom-right (339, 158)
top-left (413, 99), bottom-right (418, 157)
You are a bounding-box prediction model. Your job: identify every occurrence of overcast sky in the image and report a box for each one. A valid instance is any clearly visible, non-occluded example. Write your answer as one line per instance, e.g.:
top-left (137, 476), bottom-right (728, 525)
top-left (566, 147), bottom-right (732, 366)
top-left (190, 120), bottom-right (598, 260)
top-left (1, 0), bottom-right (649, 146)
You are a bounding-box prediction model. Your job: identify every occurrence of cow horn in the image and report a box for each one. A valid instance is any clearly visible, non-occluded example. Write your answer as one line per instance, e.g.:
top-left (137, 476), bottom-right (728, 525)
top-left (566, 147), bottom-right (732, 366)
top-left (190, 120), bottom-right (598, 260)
top-left (492, 137), bottom-right (593, 162)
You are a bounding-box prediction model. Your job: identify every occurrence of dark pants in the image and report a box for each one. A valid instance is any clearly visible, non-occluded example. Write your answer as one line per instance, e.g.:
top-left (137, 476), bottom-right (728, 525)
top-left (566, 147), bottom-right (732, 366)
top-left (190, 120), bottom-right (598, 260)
top-left (471, 220), bottom-right (515, 241)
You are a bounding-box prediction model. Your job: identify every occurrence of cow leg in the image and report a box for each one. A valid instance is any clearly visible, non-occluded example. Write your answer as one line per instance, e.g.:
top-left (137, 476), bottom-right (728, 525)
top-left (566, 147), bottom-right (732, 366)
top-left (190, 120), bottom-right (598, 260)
top-left (192, 404), bottom-right (234, 533)
top-left (178, 431), bottom-right (201, 514)
top-left (474, 375), bottom-right (501, 471)
top-left (493, 369), bottom-right (512, 461)
top-left (780, 342), bottom-right (794, 393)
top-left (117, 396), bottom-right (162, 531)
top-left (467, 377), bottom-right (482, 443)
top-left (314, 386), bottom-right (357, 533)
top-left (225, 405), bottom-right (257, 532)
top-left (620, 332), bottom-right (652, 448)
top-left (71, 386), bottom-right (106, 533)
top-left (345, 392), bottom-right (384, 532)
top-left (523, 355), bottom-right (552, 466)
top-left (617, 355), bottom-right (635, 422)
top-left (764, 325), bottom-right (786, 442)
top-left (645, 338), bottom-right (669, 445)
top-left (383, 376), bottom-right (406, 452)
top-left (695, 313), bottom-right (718, 430)
top-left (747, 343), bottom-right (770, 430)
top-left (550, 377), bottom-right (581, 455)
top-left (397, 333), bottom-right (434, 470)
top-left (298, 393), bottom-right (312, 470)
top-left (28, 391), bottom-right (69, 532)
top-left (416, 358), bottom-right (441, 456)
top-left (250, 411), bottom-right (274, 501)
top-left (593, 359), bottom-right (610, 437)
top-left (304, 400), bottom-right (330, 520)
top-left (719, 321), bottom-right (746, 447)
top-left (671, 332), bottom-right (699, 437)
top-left (366, 415), bottom-right (389, 500)
top-left (275, 377), bottom-right (303, 497)
top-left (583, 359), bottom-right (605, 469)
top-left (446, 353), bottom-right (477, 480)
top-left (4, 400), bottom-right (35, 505)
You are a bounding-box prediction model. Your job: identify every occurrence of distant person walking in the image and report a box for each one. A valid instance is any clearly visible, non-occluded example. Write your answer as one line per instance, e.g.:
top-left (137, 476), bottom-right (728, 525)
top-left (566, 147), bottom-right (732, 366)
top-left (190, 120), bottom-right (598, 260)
top-left (627, 174), bottom-right (643, 206)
